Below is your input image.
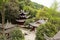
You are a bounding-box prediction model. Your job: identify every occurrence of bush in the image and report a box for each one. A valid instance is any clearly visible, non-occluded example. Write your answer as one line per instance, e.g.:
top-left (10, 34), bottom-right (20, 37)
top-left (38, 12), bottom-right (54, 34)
top-left (10, 29), bottom-right (24, 40)
top-left (48, 17), bottom-right (60, 31)
top-left (48, 17), bottom-right (60, 24)
top-left (0, 35), bottom-right (5, 40)
top-left (24, 19), bottom-right (35, 26)
top-left (35, 22), bottom-right (58, 40)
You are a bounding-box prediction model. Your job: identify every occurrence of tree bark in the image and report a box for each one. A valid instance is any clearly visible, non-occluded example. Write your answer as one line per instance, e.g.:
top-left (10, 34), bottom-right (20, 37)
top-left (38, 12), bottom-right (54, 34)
top-left (1, 1), bottom-right (6, 40)
top-left (1, 8), bottom-right (6, 40)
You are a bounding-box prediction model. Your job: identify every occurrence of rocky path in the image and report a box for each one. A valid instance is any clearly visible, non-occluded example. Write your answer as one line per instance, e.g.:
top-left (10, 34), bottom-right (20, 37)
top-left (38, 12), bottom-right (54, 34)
top-left (19, 27), bottom-right (60, 40)
top-left (20, 28), bottom-right (36, 40)
top-left (53, 31), bottom-right (60, 39)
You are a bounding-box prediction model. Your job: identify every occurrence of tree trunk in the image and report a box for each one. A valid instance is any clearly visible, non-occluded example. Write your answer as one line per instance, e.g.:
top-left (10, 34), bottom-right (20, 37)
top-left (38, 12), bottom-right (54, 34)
top-left (1, 1), bottom-right (6, 40)
top-left (1, 9), bottom-right (7, 40)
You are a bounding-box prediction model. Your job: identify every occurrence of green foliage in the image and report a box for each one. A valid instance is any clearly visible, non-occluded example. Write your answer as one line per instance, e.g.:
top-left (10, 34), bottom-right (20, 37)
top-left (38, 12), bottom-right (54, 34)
top-left (23, 6), bottom-right (37, 18)
top-left (0, 0), bottom-right (18, 23)
top-left (0, 0), bottom-right (44, 23)
top-left (49, 17), bottom-right (60, 24)
top-left (48, 17), bottom-right (60, 30)
top-left (36, 22), bottom-right (58, 40)
top-left (0, 0), bottom-right (3, 9)
top-left (0, 34), bottom-right (7, 40)
top-left (18, 0), bottom-right (44, 18)
top-left (36, 1), bottom-right (60, 40)
top-left (50, 0), bottom-right (58, 11)
top-left (2, 0), bottom-right (20, 23)
top-left (18, 0), bottom-right (44, 10)
top-left (35, 7), bottom-right (49, 20)
top-left (0, 35), bottom-right (5, 40)
top-left (10, 29), bottom-right (24, 40)
top-left (31, 2), bottom-right (44, 9)
top-left (24, 19), bottom-right (35, 25)
top-left (0, 0), bottom-right (9, 9)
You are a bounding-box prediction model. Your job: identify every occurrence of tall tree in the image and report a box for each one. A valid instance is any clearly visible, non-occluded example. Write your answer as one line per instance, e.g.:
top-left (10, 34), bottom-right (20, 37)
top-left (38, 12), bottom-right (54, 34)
top-left (5, 0), bottom-right (20, 22)
top-left (0, 0), bottom-right (8, 40)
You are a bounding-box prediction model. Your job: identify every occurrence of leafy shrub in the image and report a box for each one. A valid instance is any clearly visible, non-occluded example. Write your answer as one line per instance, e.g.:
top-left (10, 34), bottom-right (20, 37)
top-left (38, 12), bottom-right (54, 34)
top-left (10, 29), bottom-right (24, 40)
top-left (24, 19), bottom-right (35, 26)
top-left (48, 17), bottom-right (60, 30)
top-left (0, 34), bottom-right (7, 40)
top-left (49, 17), bottom-right (60, 24)
top-left (0, 35), bottom-right (5, 40)
top-left (35, 22), bottom-right (58, 40)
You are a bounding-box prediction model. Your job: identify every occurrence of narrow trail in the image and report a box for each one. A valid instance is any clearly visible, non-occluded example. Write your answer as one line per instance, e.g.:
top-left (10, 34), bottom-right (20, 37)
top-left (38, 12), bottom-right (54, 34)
top-left (20, 28), bottom-right (36, 40)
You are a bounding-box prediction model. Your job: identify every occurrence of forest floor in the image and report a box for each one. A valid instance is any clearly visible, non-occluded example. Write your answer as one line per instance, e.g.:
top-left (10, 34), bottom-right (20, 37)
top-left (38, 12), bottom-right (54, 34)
top-left (20, 27), bottom-right (36, 40)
